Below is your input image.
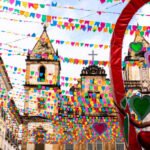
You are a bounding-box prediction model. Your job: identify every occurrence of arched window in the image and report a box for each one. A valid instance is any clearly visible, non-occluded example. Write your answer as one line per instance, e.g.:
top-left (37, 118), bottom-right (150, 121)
top-left (39, 66), bottom-right (46, 82)
top-left (34, 126), bottom-right (46, 150)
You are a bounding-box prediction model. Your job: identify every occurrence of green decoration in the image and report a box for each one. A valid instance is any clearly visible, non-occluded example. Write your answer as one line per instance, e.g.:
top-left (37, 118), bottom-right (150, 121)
top-left (104, 94), bottom-right (108, 97)
top-left (14, 9), bottom-right (20, 14)
top-left (80, 43), bottom-right (84, 46)
top-left (38, 85), bottom-right (41, 89)
top-left (106, 80), bottom-right (110, 85)
top-left (75, 24), bottom-right (80, 28)
top-left (94, 61), bottom-right (98, 65)
top-left (42, 15), bottom-right (46, 22)
top-left (40, 4), bottom-right (45, 8)
top-left (31, 71), bottom-right (34, 75)
top-left (140, 31), bottom-right (144, 36)
top-left (130, 42), bottom-right (143, 53)
top-left (90, 85), bottom-right (93, 90)
top-left (50, 40), bottom-right (54, 43)
top-left (109, 29), bottom-right (113, 34)
top-left (137, 26), bottom-right (142, 30)
top-left (106, 23), bottom-right (110, 27)
top-left (65, 83), bottom-right (68, 87)
top-left (124, 114), bottom-right (129, 146)
top-left (62, 25), bottom-right (65, 29)
top-left (41, 78), bottom-right (45, 82)
top-left (107, 0), bottom-right (113, 2)
top-left (64, 58), bottom-right (69, 62)
top-left (120, 98), bottom-right (127, 110)
top-left (129, 95), bottom-right (150, 120)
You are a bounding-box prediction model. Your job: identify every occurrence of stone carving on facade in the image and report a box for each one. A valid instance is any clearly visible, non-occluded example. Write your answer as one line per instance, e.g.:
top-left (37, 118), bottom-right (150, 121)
top-left (81, 65), bottom-right (106, 76)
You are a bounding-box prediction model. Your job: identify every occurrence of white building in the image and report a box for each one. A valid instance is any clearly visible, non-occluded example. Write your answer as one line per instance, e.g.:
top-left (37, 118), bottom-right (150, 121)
top-left (0, 57), bottom-right (20, 150)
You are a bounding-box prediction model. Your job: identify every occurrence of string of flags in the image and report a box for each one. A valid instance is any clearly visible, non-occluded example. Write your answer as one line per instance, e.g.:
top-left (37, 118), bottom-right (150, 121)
top-left (0, 33), bottom-right (110, 50)
top-left (2, 1), bottom-right (150, 18)
top-left (2, 0), bottom-right (129, 12)
top-left (0, 49), bottom-right (147, 67)
top-left (1, 5), bottom-right (150, 36)
top-left (99, 0), bottom-right (129, 3)
top-left (0, 0), bottom-right (141, 145)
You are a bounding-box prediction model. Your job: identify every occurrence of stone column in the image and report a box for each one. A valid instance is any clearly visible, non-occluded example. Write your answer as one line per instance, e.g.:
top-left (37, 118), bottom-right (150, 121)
top-left (21, 123), bottom-right (28, 150)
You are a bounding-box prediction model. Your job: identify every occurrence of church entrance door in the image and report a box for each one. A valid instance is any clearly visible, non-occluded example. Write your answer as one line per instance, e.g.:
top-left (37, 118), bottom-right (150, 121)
top-left (35, 144), bottom-right (45, 150)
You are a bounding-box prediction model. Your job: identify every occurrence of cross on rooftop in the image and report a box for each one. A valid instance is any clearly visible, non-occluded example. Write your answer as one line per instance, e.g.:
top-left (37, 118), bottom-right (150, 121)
top-left (88, 50), bottom-right (98, 61)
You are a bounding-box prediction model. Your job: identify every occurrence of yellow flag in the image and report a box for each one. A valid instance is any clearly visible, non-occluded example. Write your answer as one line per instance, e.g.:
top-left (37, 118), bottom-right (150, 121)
top-left (24, 12), bottom-right (30, 17)
top-left (22, 2), bottom-right (28, 8)
top-left (89, 21), bottom-right (94, 26)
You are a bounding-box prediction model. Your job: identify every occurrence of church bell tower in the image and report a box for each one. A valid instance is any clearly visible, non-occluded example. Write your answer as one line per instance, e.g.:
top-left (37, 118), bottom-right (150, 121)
top-left (21, 25), bottom-right (61, 150)
top-left (24, 25), bottom-right (61, 117)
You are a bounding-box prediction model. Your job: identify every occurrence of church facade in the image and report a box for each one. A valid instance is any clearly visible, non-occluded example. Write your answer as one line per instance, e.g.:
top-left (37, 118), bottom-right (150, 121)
top-left (123, 33), bottom-right (150, 132)
top-left (123, 33), bottom-right (150, 94)
top-left (20, 26), bottom-right (126, 150)
top-left (68, 65), bottom-right (125, 150)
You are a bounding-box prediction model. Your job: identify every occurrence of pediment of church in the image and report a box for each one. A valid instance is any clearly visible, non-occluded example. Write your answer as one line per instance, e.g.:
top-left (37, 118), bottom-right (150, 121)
top-left (81, 65), bottom-right (107, 76)
top-left (134, 34), bottom-right (149, 48)
top-left (28, 27), bottom-right (56, 60)
top-left (125, 33), bottom-right (150, 61)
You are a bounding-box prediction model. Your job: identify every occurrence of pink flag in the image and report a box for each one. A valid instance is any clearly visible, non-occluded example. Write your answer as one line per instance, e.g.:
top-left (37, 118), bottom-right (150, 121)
top-left (99, 0), bottom-right (105, 4)
top-left (97, 11), bottom-right (101, 15)
top-left (9, 0), bottom-right (15, 4)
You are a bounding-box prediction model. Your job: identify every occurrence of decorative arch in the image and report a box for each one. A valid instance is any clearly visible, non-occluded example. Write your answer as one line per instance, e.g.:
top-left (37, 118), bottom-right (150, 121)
top-left (110, 0), bottom-right (150, 150)
top-left (34, 126), bottom-right (47, 150)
